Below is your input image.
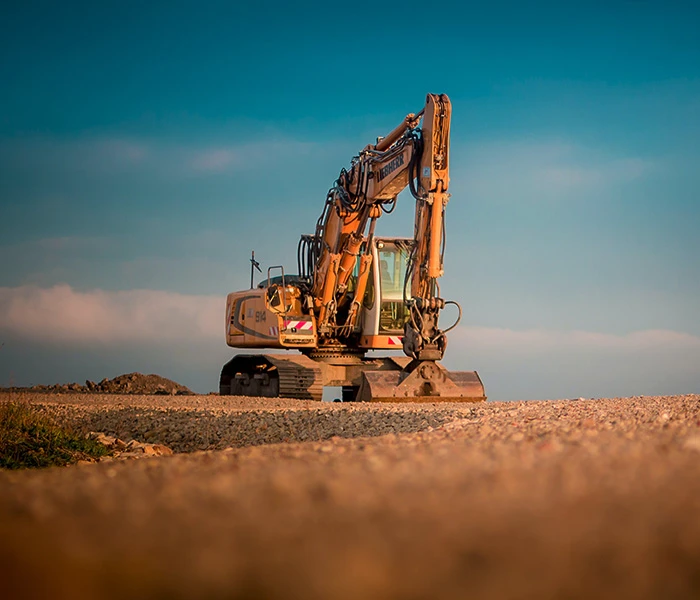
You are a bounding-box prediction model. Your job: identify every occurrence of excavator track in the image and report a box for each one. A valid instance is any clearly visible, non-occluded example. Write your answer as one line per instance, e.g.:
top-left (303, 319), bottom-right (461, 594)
top-left (220, 354), bottom-right (323, 401)
top-left (266, 354), bottom-right (323, 401)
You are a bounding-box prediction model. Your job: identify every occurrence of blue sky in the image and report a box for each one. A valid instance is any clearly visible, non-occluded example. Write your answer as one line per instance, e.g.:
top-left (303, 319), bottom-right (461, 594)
top-left (1, 0), bottom-right (699, 398)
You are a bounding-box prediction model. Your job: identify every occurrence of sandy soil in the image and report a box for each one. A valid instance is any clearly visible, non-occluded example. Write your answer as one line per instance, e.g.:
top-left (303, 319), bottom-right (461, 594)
top-left (1, 393), bottom-right (700, 599)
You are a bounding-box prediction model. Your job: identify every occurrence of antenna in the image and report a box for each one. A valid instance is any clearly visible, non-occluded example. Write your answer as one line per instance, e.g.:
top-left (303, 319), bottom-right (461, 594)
top-left (250, 250), bottom-right (261, 289)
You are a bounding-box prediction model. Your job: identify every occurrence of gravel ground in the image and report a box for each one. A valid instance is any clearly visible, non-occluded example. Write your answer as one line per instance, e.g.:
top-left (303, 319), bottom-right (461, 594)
top-left (10, 392), bottom-right (477, 452)
top-left (1, 393), bottom-right (700, 599)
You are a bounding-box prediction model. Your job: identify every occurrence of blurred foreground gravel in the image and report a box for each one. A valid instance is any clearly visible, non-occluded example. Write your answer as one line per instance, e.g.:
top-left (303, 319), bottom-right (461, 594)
top-left (1, 392), bottom-right (700, 599)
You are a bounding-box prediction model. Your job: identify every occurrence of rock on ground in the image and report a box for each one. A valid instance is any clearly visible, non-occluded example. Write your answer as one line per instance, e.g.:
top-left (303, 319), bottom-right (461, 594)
top-left (88, 432), bottom-right (174, 459)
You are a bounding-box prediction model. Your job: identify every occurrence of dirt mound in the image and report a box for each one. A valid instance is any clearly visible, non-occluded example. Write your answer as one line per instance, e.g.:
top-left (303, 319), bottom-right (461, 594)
top-left (88, 373), bottom-right (194, 395)
top-left (19, 373), bottom-right (194, 395)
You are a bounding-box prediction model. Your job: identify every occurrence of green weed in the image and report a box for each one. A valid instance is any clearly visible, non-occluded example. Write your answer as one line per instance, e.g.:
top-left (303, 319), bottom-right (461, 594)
top-left (0, 400), bottom-right (109, 469)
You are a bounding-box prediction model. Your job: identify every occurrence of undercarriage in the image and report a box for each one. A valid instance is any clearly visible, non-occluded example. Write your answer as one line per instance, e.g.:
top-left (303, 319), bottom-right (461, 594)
top-left (220, 351), bottom-right (485, 403)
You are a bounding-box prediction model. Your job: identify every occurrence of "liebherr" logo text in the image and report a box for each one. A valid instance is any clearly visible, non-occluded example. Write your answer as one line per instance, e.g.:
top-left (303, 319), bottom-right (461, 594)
top-left (376, 154), bottom-right (405, 182)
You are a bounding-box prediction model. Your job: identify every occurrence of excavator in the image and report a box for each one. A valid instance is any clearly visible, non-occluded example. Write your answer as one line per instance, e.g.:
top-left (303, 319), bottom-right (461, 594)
top-left (220, 93), bottom-right (485, 402)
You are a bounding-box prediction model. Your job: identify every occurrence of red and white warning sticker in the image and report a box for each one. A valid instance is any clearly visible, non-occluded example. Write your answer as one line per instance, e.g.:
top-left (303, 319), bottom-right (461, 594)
top-left (388, 336), bottom-right (403, 346)
top-left (283, 320), bottom-right (314, 331)
top-left (269, 326), bottom-right (279, 336)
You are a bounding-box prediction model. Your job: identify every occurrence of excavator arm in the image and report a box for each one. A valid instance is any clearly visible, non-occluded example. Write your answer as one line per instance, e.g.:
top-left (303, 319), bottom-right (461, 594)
top-left (307, 93), bottom-right (455, 360)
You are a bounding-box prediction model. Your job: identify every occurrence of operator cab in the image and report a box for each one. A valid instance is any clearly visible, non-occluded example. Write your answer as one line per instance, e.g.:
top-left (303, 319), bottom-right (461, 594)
top-left (360, 237), bottom-right (413, 336)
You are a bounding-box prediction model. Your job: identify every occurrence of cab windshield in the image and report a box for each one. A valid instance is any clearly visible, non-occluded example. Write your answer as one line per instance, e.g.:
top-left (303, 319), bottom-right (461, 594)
top-left (377, 241), bottom-right (412, 332)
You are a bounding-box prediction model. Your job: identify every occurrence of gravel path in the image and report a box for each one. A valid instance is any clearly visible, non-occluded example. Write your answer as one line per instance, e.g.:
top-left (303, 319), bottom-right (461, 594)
top-left (1, 393), bottom-right (700, 599)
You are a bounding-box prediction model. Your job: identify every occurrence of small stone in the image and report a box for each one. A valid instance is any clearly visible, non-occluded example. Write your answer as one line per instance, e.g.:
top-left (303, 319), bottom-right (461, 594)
top-left (141, 444), bottom-right (173, 456)
top-left (112, 439), bottom-right (127, 451)
top-left (91, 433), bottom-right (116, 446)
top-left (117, 452), bottom-right (142, 459)
top-left (125, 440), bottom-right (145, 453)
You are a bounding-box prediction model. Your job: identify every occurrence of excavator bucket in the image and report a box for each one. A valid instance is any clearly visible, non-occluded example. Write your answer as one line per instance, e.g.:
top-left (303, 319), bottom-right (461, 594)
top-left (357, 360), bottom-right (485, 403)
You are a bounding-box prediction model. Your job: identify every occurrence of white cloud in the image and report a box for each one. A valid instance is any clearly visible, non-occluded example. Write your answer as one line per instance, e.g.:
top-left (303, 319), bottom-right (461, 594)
top-left (185, 139), bottom-right (317, 174)
top-left (448, 325), bottom-right (700, 399)
top-left (1, 285), bottom-right (698, 355)
top-left (29, 236), bottom-right (113, 253)
top-left (189, 148), bottom-right (241, 172)
top-left (0, 285), bottom-right (697, 398)
top-left (0, 285), bottom-right (221, 344)
top-left (0, 135), bottom-right (316, 178)
top-left (456, 140), bottom-right (656, 201)
top-left (452, 326), bottom-right (700, 353)
top-left (93, 138), bottom-right (149, 163)
top-left (0, 137), bottom-right (150, 175)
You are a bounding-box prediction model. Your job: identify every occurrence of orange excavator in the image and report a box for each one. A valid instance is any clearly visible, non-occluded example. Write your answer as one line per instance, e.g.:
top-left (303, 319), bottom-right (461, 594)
top-left (220, 94), bottom-right (485, 402)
